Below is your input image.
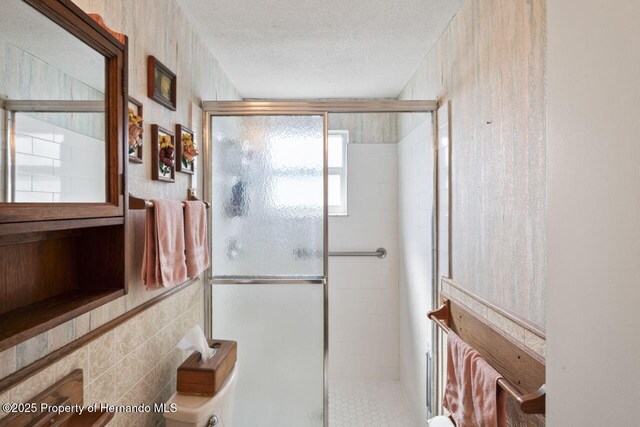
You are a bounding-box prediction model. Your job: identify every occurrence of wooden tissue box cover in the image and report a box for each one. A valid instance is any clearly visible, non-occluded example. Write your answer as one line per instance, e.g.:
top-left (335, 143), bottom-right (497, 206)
top-left (177, 339), bottom-right (237, 396)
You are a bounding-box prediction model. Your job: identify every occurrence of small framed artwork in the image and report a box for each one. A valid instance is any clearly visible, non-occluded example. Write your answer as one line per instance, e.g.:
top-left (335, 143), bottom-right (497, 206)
top-left (128, 97), bottom-right (143, 163)
top-left (147, 56), bottom-right (176, 110)
top-left (151, 124), bottom-right (175, 182)
top-left (176, 124), bottom-right (198, 175)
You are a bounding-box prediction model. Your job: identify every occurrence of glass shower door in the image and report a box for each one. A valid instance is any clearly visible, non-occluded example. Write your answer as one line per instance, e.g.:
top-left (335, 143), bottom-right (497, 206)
top-left (209, 114), bottom-right (326, 427)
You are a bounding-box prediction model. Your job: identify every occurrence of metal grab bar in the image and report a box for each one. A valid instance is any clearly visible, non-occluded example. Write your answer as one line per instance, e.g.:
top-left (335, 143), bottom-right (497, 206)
top-left (328, 247), bottom-right (387, 258)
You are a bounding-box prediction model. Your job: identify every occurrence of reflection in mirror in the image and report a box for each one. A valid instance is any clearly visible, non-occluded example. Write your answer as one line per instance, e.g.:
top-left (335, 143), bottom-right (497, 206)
top-left (12, 112), bottom-right (106, 203)
top-left (0, 1), bottom-right (106, 203)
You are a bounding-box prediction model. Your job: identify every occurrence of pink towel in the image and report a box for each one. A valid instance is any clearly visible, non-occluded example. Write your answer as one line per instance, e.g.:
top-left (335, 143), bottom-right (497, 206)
top-left (141, 199), bottom-right (188, 290)
top-left (184, 201), bottom-right (210, 277)
top-left (443, 332), bottom-right (506, 427)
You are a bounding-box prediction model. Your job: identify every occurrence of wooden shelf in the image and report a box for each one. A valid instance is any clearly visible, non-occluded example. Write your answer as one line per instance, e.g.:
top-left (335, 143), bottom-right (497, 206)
top-left (0, 217), bottom-right (123, 238)
top-left (0, 0), bottom-right (129, 361)
top-left (62, 410), bottom-right (114, 427)
top-left (0, 289), bottom-right (124, 352)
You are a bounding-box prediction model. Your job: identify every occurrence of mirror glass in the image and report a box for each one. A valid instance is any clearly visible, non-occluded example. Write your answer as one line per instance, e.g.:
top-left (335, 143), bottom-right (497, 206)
top-left (0, 1), bottom-right (107, 203)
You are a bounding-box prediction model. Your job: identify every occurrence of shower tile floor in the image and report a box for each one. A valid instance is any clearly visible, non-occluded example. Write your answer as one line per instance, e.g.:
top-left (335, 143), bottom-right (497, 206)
top-left (329, 380), bottom-right (419, 427)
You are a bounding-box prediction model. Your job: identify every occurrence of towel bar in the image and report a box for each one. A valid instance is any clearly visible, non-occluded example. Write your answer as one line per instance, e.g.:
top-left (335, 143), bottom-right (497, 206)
top-left (328, 247), bottom-right (387, 258)
top-left (428, 300), bottom-right (546, 415)
top-left (129, 189), bottom-right (210, 210)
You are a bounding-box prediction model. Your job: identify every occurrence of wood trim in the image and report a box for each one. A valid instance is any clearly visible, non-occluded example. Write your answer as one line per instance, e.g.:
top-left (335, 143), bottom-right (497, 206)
top-left (443, 277), bottom-right (546, 339)
top-left (0, 217), bottom-right (123, 236)
top-left (0, 206), bottom-right (123, 224)
top-left (0, 278), bottom-right (200, 394)
top-left (429, 297), bottom-right (546, 415)
top-left (88, 14), bottom-right (126, 44)
top-left (0, 369), bottom-right (84, 426)
top-left (0, 369), bottom-right (115, 426)
top-left (23, 0), bottom-right (124, 56)
top-left (0, 289), bottom-right (125, 353)
top-left (202, 100), bottom-right (437, 114)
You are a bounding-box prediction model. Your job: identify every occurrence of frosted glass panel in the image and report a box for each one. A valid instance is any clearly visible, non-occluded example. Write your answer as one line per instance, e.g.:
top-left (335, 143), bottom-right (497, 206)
top-left (211, 115), bottom-right (324, 278)
top-left (212, 284), bottom-right (324, 427)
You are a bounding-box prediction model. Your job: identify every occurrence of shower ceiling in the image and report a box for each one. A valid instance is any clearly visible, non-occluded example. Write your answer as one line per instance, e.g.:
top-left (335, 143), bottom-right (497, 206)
top-left (176, 0), bottom-right (463, 99)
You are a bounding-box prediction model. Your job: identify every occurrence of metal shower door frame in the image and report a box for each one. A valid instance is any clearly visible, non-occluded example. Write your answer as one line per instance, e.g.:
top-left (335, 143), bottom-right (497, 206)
top-left (201, 100), bottom-right (437, 427)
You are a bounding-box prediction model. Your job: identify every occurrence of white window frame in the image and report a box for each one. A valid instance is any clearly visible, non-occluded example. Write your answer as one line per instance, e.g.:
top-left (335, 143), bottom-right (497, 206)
top-left (328, 130), bottom-right (348, 216)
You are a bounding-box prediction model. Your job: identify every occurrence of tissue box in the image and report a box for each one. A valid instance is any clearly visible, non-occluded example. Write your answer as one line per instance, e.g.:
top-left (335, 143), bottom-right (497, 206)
top-left (177, 339), bottom-right (237, 396)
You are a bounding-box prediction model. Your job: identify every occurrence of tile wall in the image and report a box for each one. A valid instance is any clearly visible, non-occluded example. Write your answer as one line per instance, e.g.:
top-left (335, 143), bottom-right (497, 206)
top-left (14, 114), bottom-right (105, 203)
top-left (397, 118), bottom-right (433, 423)
top-left (0, 282), bottom-right (202, 427)
top-left (328, 143), bottom-right (399, 381)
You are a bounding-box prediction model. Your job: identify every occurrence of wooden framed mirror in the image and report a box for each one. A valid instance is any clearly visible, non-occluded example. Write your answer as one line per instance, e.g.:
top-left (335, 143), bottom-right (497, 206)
top-left (0, 0), bottom-right (127, 223)
top-left (0, 0), bottom-right (128, 352)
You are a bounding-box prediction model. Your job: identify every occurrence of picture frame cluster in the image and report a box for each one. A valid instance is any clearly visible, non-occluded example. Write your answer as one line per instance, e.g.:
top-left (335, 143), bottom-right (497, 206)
top-left (137, 55), bottom-right (199, 182)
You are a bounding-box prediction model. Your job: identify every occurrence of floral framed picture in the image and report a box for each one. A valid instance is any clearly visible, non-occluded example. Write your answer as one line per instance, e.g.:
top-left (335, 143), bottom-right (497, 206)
top-left (147, 56), bottom-right (176, 111)
top-left (151, 124), bottom-right (175, 182)
top-left (176, 124), bottom-right (198, 175)
top-left (128, 97), bottom-right (143, 163)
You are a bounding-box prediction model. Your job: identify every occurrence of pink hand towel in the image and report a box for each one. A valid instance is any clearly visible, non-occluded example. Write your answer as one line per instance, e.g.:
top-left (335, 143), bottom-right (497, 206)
top-left (443, 332), bottom-right (506, 427)
top-left (184, 201), bottom-right (210, 277)
top-left (141, 199), bottom-right (188, 290)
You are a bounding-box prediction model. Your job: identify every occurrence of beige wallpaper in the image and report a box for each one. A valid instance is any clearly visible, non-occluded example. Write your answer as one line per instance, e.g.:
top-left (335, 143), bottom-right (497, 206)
top-left (399, 0), bottom-right (547, 328)
top-left (0, 0), bottom-right (240, 424)
top-left (328, 112), bottom-right (398, 144)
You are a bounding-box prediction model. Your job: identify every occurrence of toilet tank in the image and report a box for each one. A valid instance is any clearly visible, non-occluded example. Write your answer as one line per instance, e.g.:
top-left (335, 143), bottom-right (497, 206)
top-left (165, 363), bottom-right (238, 427)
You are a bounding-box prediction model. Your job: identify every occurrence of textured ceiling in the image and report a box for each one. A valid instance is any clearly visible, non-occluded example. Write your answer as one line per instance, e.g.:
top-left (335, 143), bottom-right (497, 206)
top-left (176, 0), bottom-right (463, 99)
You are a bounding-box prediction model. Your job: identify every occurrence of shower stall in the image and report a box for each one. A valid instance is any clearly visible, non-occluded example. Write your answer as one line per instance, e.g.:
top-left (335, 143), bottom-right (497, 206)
top-left (202, 101), bottom-right (437, 427)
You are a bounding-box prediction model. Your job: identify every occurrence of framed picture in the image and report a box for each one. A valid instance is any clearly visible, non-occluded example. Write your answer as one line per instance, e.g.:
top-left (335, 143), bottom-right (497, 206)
top-left (147, 56), bottom-right (176, 110)
top-left (128, 97), bottom-right (143, 163)
top-left (151, 124), bottom-right (175, 182)
top-left (176, 124), bottom-right (197, 175)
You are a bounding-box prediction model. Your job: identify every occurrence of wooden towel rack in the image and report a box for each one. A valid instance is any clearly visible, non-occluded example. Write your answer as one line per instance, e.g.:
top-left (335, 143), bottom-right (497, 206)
top-left (129, 189), bottom-right (211, 210)
top-left (428, 298), bottom-right (546, 415)
top-left (0, 369), bottom-right (113, 426)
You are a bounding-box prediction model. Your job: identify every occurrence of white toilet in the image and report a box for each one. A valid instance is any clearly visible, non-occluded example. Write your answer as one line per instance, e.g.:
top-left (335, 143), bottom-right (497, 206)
top-left (164, 363), bottom-right (238, 427)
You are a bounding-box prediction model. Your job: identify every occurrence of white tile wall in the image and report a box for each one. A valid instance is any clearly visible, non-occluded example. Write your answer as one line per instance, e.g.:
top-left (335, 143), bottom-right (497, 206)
top-left (436, 103), bottom-right (451, 280)
top-left (398, 118), bottom-right (433, 423)
top-left (329, 143), bottom-right (399, 381)
top-left (13, 114), bottom-right (105, 203)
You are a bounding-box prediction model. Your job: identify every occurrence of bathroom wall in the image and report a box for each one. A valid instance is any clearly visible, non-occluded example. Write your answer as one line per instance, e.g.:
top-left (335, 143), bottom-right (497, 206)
top-left (396, 0), bottom-right (546, 422)
top-left (328, 142), bottom-right (399, 380)
top-left (328, 112), bottom-right (398, 144)
top-left (0, 283), bottom-right (202, 427)
top-left (0, 0), bottom-right (240, 425)
top-left (397, 118), bottom-right (433, 422)
top-left (399, 0), bottom-right (547, 330)
top-left (546, 0), bottom-right (640, 424)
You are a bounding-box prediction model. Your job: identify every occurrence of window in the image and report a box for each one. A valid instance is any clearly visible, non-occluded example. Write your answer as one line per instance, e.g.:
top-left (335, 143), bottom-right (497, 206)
top-left (328, 130), bottom-right (348, 215)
